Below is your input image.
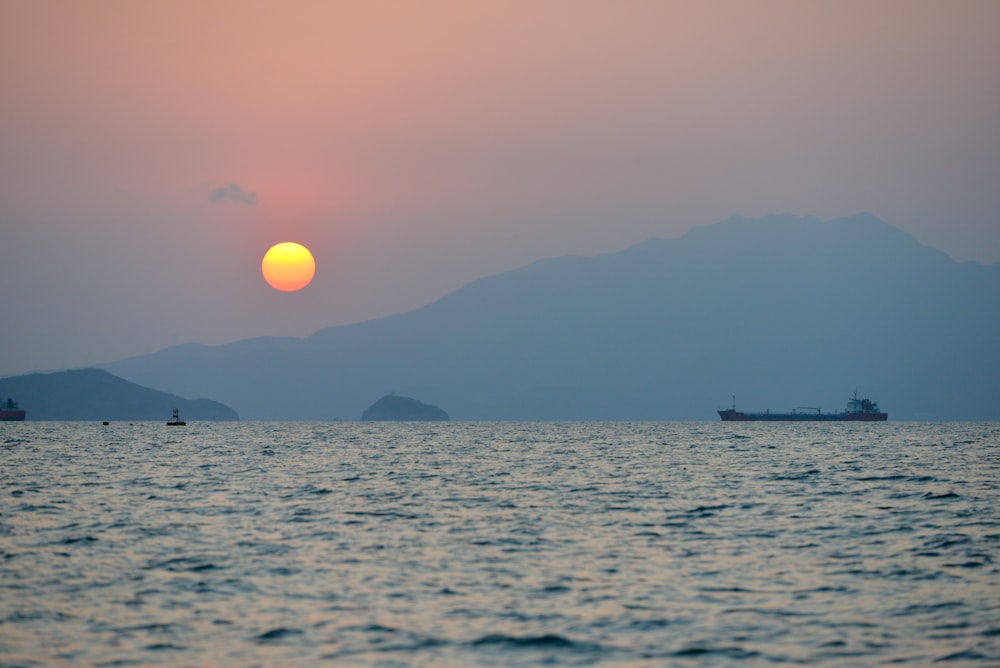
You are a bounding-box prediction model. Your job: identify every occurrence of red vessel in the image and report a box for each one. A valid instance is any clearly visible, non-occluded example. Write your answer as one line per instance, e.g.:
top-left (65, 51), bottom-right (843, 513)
top-left (719, 392), bottom-right (887, 421)
top-left (0, 397), bottom-right (26, 421)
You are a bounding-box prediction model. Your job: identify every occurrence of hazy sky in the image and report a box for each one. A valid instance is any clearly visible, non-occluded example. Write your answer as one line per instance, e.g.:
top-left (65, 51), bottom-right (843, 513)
top-left (2, 0), bottom-right (998, 377)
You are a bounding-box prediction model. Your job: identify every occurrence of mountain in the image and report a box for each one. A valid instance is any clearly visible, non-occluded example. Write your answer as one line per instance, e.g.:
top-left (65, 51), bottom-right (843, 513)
top-left (361, 394), bottom-right (449, 421)
top-left (0, 368), bottom-right (239, 421)
top-left (98, 214), bottom-right (1000, 420)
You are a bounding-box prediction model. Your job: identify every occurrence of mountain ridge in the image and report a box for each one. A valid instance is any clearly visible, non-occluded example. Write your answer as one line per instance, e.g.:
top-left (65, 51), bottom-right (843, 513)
top-left (96, 214), bottom-right (1000, 420)
top-left (0, 368), bottom-right (239, 421)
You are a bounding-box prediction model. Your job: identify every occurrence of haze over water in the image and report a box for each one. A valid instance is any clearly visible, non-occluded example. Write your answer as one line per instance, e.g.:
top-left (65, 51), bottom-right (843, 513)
top-left (2, 421), bottom-right (998, 666)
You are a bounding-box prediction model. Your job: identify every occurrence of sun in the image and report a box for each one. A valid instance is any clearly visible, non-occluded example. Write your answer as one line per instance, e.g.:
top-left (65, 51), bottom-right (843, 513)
top-left (261, 242), bottom-right (316, 292)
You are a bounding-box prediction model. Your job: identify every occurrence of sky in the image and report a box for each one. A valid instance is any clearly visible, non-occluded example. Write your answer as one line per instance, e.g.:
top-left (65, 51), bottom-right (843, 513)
top-left (2, 0), bottom-right (999, 378)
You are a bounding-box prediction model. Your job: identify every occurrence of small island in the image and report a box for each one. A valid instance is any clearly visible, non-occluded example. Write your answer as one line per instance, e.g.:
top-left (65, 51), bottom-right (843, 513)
top-left (360, 394), bottom-right (449, 421)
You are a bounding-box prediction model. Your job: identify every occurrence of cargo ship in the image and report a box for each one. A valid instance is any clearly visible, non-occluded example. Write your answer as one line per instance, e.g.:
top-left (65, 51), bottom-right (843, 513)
top-left (718, 392), bottom-right (887, 421)
top-left (1, 397), bottom-right (27, 421)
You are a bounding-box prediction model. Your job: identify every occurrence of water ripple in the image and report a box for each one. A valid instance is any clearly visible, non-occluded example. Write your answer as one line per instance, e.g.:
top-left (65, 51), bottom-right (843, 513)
top-left (1, 420), bottom-right (998, 665)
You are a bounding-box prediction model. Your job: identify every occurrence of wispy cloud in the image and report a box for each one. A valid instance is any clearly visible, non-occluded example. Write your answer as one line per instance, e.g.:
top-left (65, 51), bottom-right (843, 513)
top-left (210, 184), bottom-right (258, 206)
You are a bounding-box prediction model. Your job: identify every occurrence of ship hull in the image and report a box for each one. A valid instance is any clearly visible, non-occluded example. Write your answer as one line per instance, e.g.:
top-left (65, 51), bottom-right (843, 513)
top-left (0, 410), bottom-right (27, 421)
top-left (718, 409), bottom-right (887, 422)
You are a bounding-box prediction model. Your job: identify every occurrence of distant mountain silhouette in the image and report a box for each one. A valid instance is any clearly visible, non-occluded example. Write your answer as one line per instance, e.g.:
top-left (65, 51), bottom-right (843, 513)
top-left (0, 368), bottom-right (239, 421)
top-left (361, 394), bottom-right (449, 421)
top-left (97, 214), bottom-right (1000, 420)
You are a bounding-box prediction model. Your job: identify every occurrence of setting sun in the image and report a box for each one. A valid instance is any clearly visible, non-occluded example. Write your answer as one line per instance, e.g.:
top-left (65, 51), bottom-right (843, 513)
top-left (261, 242), bottom-right (315, 292)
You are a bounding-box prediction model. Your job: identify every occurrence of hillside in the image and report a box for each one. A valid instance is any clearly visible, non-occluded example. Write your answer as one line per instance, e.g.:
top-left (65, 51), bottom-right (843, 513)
top-left (97, 214), bottom-right (1000, 420)
top-left (0, 368), bottom-right (239, 421)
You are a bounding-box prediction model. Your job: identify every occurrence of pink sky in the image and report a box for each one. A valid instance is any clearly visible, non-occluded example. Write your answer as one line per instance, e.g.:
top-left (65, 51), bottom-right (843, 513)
top-left (2, 1), bottom-right (999, 376)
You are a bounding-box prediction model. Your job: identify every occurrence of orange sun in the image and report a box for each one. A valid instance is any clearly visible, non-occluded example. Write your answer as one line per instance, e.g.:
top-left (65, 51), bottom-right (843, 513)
top-left (261, 242), bottom-right (316, 292)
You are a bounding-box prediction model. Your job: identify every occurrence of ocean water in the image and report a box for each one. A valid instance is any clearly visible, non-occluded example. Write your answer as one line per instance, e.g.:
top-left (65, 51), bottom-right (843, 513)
top-left (1, 421), bottom-right (998, 667)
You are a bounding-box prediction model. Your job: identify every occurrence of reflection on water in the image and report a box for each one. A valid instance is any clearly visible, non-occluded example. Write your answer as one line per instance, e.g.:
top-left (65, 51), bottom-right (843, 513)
top-left (1, 421), bottom-right (998, 665)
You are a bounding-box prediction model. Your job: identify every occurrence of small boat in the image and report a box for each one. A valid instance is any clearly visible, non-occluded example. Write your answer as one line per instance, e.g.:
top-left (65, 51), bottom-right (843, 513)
top-left (1, 397), bottom-right (26, 421)
top-left (166, 408), bottom-right (186, 426)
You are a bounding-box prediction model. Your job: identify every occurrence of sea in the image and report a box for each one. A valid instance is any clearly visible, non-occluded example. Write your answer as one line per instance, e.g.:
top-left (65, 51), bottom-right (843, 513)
top-left (2, 421), bottom-right (998, 667)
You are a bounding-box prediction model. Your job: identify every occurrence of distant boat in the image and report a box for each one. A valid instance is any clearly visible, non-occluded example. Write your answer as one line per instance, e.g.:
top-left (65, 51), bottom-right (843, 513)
top-left (719, 392), bottom-right (887, 422)
top-left (1, 397), bottom-right (26, 421)
top-left (166, 408), bottom-right (186, 426)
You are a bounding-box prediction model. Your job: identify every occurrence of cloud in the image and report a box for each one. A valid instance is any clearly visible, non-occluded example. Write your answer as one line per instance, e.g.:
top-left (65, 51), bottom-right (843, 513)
top-left (210, 184), bottom-right (258, 206)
